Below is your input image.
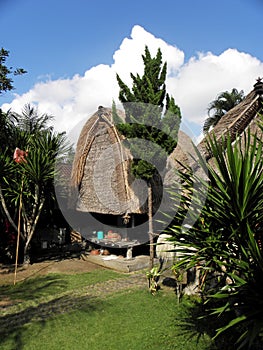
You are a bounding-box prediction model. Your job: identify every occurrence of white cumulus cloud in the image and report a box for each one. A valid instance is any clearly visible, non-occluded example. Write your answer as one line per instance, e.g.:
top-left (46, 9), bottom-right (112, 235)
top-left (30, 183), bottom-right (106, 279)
top-left (2, 25), bottom-right (263, 144)
top-left (169, 49), bottom-right (263, 126)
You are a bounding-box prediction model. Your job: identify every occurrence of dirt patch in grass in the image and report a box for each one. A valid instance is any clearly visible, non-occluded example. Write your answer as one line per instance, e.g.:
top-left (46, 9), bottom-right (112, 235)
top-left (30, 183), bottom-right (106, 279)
top-left (0, 257), bottom-right (105, 285)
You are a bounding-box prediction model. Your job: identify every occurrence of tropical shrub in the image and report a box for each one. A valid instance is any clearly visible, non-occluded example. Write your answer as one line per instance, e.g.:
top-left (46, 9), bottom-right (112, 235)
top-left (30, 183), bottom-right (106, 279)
top-left (0, 105), bottom-right (69, 263)
top-left (168, 129), bottom-right (263, 349)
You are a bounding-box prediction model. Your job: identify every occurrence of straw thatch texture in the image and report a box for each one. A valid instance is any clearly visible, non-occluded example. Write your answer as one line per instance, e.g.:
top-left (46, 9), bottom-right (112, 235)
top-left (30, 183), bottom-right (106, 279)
top-left (164, 81), bottom-right (263, 187)
top-left (71, 107), bottom-right (148, 215)
top-left (198, 86), bottom-right (263, 161)
top-left (164, 130), bottom-right (195, 186)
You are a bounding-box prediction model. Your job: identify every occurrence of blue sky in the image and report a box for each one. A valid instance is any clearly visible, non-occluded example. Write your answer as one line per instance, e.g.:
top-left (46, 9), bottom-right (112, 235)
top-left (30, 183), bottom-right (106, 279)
top-left (1, 0), bottom-right (263, 141)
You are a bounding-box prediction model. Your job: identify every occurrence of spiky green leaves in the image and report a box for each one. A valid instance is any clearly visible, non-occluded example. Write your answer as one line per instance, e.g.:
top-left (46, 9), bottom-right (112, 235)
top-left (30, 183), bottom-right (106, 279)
top-left (169, 128), bottom-right (263, 348)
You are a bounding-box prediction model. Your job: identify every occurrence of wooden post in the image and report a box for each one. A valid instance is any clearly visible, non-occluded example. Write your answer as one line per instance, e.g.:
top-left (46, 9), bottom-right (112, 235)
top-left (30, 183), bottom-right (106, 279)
top-left (14, 179), bottom-right (23, 285)
top-left (148, 183), bottom-right (154, 269)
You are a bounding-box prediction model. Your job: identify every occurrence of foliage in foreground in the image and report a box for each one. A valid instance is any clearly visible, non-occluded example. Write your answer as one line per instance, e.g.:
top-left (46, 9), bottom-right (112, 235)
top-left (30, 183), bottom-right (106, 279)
top-left (0, 105), bottom-right (69, 262)
top-left (168, 129), bottom-right (263, 349)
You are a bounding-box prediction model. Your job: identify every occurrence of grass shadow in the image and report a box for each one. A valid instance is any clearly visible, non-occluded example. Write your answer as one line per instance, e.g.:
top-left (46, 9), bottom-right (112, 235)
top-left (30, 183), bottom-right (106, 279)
top-left (0, 267), bottom-right (123, 350)
top-left (0, 274), bottom-right (68, 304)
top-left (0, 288), bottom-right (104, 350)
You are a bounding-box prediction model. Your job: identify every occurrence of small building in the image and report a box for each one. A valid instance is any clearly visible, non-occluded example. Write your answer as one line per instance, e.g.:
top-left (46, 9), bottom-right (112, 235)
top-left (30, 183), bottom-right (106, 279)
top-left (69, 106), bottom-right (192, 249)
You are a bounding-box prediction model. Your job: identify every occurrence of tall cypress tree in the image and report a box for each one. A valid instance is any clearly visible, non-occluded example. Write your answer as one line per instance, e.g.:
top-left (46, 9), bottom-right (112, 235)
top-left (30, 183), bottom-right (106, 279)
top-left (115, 46), bottom-right (181, 268)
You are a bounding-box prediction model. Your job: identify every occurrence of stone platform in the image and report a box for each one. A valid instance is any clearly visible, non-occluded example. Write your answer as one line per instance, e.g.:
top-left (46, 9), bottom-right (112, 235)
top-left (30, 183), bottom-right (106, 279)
top-left (84, 254), bottom-right (155, 273)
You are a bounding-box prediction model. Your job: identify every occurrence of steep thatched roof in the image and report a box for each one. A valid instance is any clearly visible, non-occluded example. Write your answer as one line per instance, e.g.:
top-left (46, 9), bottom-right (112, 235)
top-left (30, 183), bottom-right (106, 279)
top-left (71, 106), bottom-right (194, 216)
top-left (164, 130), bottom-right (195, 186)
top-left (71, 107), bottom-right (149, 215)
top-left (198, 79), bottom-right (263, 161)
top-left (163, 80), bottom-right (263, 186)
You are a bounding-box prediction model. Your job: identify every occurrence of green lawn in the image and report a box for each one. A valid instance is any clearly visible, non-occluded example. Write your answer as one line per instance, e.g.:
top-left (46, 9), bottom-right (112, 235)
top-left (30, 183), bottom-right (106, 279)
top-left (0, 269), bottom-right (124, 304)
top-left (0, 270), bottom-right (215, 350)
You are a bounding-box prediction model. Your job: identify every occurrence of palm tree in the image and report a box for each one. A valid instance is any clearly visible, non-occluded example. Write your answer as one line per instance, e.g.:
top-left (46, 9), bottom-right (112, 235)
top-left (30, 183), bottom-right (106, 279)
top-left (0, 108), bottom-right (18, 152)
top-left (13, 103), bottom-right (54, 134)
top-left (0, 104), bottom-right (69, 263)
top-left (203, 88), bottom-right (244, 134)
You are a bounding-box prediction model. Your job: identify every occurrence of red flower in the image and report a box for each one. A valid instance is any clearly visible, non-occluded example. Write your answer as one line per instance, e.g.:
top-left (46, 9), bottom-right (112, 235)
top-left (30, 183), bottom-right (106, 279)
top-left (13, 147), bottom-right (28, 163)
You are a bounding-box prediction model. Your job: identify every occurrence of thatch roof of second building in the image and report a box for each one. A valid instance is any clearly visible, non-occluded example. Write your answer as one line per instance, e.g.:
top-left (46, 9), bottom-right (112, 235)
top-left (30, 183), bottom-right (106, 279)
top-left (198, 79), bottom-right (263, 161)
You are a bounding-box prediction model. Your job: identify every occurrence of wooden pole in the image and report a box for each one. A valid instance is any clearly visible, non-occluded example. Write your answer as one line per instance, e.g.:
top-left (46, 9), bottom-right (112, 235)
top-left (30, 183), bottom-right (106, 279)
top-left (14, 179), bottom-right (23, 285)
top-left (148, 183), bottom-right (154, 269)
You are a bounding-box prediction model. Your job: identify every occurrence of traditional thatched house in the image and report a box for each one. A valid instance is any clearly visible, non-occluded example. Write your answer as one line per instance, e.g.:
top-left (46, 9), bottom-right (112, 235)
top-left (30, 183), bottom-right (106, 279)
top-left (70, 107), bottom-right (157, 244)
top-left (198, 78), bottom-right (263, 161)
top-left (70, 77), bottom-right (263, 246)
top-left (70, 106), bottom-right (193, 245)
top-left (71, 107), bottom-right (146, 217)
top-left (168, 79), bottom-right (263, 179)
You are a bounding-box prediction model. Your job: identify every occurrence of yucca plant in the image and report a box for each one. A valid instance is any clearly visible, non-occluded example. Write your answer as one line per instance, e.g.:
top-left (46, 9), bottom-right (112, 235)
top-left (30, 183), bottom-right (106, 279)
top-left (0, 105), bottom-right (69, 263)
top-left (168, 128), bottom-right (263, 349)
top-left (17, 130), bottom-right (68, 262)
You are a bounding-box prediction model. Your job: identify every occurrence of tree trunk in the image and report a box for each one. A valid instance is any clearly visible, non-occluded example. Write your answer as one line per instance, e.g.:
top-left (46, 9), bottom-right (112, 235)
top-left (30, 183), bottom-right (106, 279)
top-left (22, 196), bottom-right (45, 264)
top-left (148, 183), bottom-right (154, 269)
top-left (0, 184), bottom-right (19, 233)
top-left (23, 240), bottom-right (31, 264)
